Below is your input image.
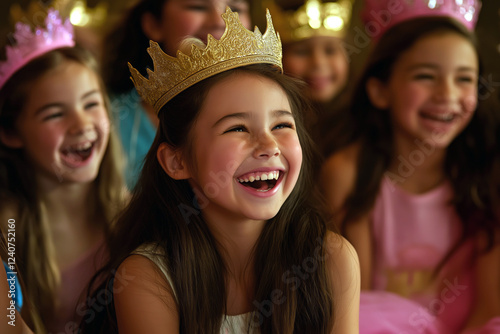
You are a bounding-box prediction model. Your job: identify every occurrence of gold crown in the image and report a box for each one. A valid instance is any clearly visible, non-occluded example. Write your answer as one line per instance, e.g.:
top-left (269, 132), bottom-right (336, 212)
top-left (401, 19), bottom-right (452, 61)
top-left (267, 0), bottom-right (354, 43)
top-left (128, 7), bottom-right (282, 113)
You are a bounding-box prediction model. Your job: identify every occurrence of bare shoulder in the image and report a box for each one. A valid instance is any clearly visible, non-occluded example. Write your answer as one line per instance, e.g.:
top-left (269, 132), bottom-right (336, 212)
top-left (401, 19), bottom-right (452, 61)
top-left (320, 142), bottom-right (361, 212)
top-left (114, 254), bottom-right (179, 334)
top-left (324, 231), bottom-right (360, 285)
top-left (324, 231), bottom-right (360, 334)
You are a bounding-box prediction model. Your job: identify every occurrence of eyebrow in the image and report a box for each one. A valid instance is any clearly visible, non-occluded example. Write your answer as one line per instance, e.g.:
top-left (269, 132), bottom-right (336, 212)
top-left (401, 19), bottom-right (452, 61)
top-left (34, 90), bottom-right (101, 116)
top-left (407, 63), bottom-right (477, 72)
top-left (212, 109), bottom-right (294, 128)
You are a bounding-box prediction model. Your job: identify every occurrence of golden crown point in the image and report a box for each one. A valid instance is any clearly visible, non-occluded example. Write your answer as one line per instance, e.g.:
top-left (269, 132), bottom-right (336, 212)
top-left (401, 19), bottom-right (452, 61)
top-left (129, 7), bottom-right (283, 114)
top-left (266, 0), bottom-right (354, 43)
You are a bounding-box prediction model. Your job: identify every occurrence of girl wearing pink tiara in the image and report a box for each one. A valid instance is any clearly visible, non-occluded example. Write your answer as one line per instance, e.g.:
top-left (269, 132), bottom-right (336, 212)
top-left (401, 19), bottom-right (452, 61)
top-left (0, 9), bottom-right (125, 333)
top-left (320, 0), bottom-right (500, 333)
top-left (80, 8), bottom-right (360, 334)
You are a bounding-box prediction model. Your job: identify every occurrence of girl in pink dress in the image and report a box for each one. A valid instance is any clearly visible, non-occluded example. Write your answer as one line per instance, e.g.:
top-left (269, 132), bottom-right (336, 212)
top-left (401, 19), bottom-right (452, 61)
top-left (320, 0), bottom-right (500, 333)
top-left (0, 9), bottom-right (125, 333)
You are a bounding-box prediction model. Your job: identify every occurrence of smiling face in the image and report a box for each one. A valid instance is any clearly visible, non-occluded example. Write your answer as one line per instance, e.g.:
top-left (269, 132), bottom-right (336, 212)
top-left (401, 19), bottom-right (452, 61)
top-left (372, 31), bottom-right (478, 149)
top-left (283, 36), bottom-right (349, 103)
top-left (149, 0), bottom-right (251, 56)
top-left (184, 72), bottom-right (303, 225)
top-left (10, 60), bottom-right (110, 186)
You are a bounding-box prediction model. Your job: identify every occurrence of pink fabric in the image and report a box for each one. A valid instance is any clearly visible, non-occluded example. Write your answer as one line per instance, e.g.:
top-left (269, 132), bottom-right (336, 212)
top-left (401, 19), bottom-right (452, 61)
top-left (360, 291), bottom-right (444, 334)
top-left (46, 239), bottom-right (107, 333)
top-left (368, 177), bottom-right (475, 333)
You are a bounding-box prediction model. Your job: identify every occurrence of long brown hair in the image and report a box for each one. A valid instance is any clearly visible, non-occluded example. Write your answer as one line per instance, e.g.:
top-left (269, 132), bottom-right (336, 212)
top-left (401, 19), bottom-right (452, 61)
top-left (324, 17), bottom-right (499, 252)
top-left (80, 64), bottom-right (335, 333)
top-left (0, 47), bottom-right (124, 333)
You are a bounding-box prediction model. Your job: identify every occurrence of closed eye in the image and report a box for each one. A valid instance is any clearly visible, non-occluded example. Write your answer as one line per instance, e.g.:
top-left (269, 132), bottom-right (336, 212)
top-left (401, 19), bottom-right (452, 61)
top-left (457, 76), bottom-right (475, 83)
top-left (223, 125), bottom-right (247, 133)
top-left (414, 73), bottom-right (435, 80)
top-left (273, 122), bottom-right (294, 130)
top-left (85, 102), bottom-right (100, 110)
top-left (43, 112), bottom-right (63, 121)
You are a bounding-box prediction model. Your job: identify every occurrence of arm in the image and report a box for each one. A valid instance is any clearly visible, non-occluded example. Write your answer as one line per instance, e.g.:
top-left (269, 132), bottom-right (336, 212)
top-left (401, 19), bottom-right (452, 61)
top-left (320, 145), bottom-right (373, 290)
top-left (462, 232), bottom-right (500, 332)
top-left (326, 232), bottom-right (360, 334)
top-left (113, 255), bottom-right (179, 334)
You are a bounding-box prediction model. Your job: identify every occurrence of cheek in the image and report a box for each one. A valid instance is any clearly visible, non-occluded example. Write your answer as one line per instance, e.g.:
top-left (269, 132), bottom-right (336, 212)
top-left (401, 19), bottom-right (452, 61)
top-left (283, 55), bottom-right (306, 76)
top-left (330, 55), bottom-right (348, 78)
top-left (463, 90), bottom-right (478, 113)
top-left (238, 15), bottom-right (252, 30)
top-left (283, 134), bottom-right (303, 170)
top-left (98, 112), bottom-right (111, 137)
top-left (161, 14), bottom-right (202, 52)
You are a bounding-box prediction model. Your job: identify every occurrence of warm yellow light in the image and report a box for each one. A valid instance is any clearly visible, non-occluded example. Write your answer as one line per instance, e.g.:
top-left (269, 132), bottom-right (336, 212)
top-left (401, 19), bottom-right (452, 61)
top-left (70, 1), bottom-right (89, 26)
top-left (324, 16), bottom-right (344, 31)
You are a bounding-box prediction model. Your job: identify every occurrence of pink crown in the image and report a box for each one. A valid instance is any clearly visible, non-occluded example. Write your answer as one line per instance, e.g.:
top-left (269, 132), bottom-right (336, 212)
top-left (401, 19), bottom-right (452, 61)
top-left (0, 9), bottom-right (75, 89)
top-left (362, 0), bottom-right (481, 39)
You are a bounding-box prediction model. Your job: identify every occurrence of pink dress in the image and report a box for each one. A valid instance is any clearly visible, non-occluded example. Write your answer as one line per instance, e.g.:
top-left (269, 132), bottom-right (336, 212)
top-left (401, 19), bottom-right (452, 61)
top-left (46, 239), bottom-right (107, 333)
top-left (360, 176), bottom-right (477, 334)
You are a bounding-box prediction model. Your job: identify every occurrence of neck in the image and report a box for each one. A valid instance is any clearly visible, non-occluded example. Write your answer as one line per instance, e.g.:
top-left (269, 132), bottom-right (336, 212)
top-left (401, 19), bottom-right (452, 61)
top-left (37, 174), bottom-right (97, 227)
top-left (388, 133), bottom-right (447, 194)
top-left (204, 211), bottom-right (264, 280)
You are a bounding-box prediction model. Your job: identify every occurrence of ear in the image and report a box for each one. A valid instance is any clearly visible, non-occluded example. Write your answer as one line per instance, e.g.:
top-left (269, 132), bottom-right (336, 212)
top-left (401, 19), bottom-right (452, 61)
top-left (0, 128), bottom-right (23, 148)
top-left (141, 12), bottom-right (164, 42)
top-left (157, 142), bottom-right (191, 180)
top-left (366, 77), bottom-right (390, 110)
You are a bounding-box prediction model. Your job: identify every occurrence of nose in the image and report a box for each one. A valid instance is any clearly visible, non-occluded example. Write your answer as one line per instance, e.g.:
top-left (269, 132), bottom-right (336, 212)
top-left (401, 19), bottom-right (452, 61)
top-left (253, 133), bottom-right (280, 159)
top-left (434, 77), bottom-right (459, 104)
top-left (311, 48), bottom-right (327, 69)
top-left (205, 5), bottom-right (226, 40)
top-left (69, 109), bottom-right (94, 135)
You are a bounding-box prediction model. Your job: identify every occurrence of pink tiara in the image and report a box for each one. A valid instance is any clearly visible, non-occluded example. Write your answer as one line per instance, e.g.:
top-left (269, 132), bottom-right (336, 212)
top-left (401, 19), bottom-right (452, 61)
top-left (0, 9), bottom-right (75, 89)
top-left (362, 0), bottom-right (481, 40)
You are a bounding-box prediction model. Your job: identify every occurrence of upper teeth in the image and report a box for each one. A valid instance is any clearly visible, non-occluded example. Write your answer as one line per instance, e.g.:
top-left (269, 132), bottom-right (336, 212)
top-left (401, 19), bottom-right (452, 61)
top-left (423, 113), bottom-right (455, 121)
top-left (238, 171), bottom-right (279, 183)
top-left (70, 141), bottom-right (93, 151)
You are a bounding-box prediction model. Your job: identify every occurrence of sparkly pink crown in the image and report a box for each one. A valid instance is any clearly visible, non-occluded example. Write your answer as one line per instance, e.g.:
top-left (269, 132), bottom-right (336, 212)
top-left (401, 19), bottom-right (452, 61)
top-left (0, 9), bottom-right (75, 89)
top-left (362, 0), bottom-right (481, 39)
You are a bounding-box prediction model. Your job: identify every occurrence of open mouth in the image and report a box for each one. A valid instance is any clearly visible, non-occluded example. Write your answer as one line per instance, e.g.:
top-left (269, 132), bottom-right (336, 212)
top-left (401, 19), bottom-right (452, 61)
top-left (237, 171), bottom-right (281, 192)
top-left (419, 111), bottom-right (458, 123)
top-left (60, 141), bottom-right (96, 167)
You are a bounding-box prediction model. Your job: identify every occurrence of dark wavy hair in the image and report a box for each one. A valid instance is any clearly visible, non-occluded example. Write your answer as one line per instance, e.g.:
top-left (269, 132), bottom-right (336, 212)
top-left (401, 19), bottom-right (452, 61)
top-left (80, 64), bottom-right (336, 333)
top-left (101, 0), bottom-right (168, 95)
top-left (323, 17), bottom-right (500, 258)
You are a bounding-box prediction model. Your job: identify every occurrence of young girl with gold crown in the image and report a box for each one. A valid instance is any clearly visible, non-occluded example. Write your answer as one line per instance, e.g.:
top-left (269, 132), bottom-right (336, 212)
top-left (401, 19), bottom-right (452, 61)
top-left (79, 7), bottom-right (360, 334)
top-left (319, 0), bottom-right (500, 333)
top-left (0, 9), bottom-right (125, 333)
top-left (268, 0), bottom-right (353, 139)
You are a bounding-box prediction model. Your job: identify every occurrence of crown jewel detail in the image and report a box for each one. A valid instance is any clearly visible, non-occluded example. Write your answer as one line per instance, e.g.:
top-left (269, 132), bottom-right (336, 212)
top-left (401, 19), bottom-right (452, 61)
top-left (362, 0), bottom-right (481, 38)
top-left (268, 0), bottom-right (354, 43)
top-left (128, 7), bottom-right (283, 113)
top-left (0, 9), bottom-right (74, 89)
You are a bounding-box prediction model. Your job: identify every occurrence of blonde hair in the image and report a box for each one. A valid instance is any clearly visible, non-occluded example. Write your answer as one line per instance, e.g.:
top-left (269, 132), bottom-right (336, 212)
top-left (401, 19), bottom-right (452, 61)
top-left (0, 46), bottom-right (125, 332)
